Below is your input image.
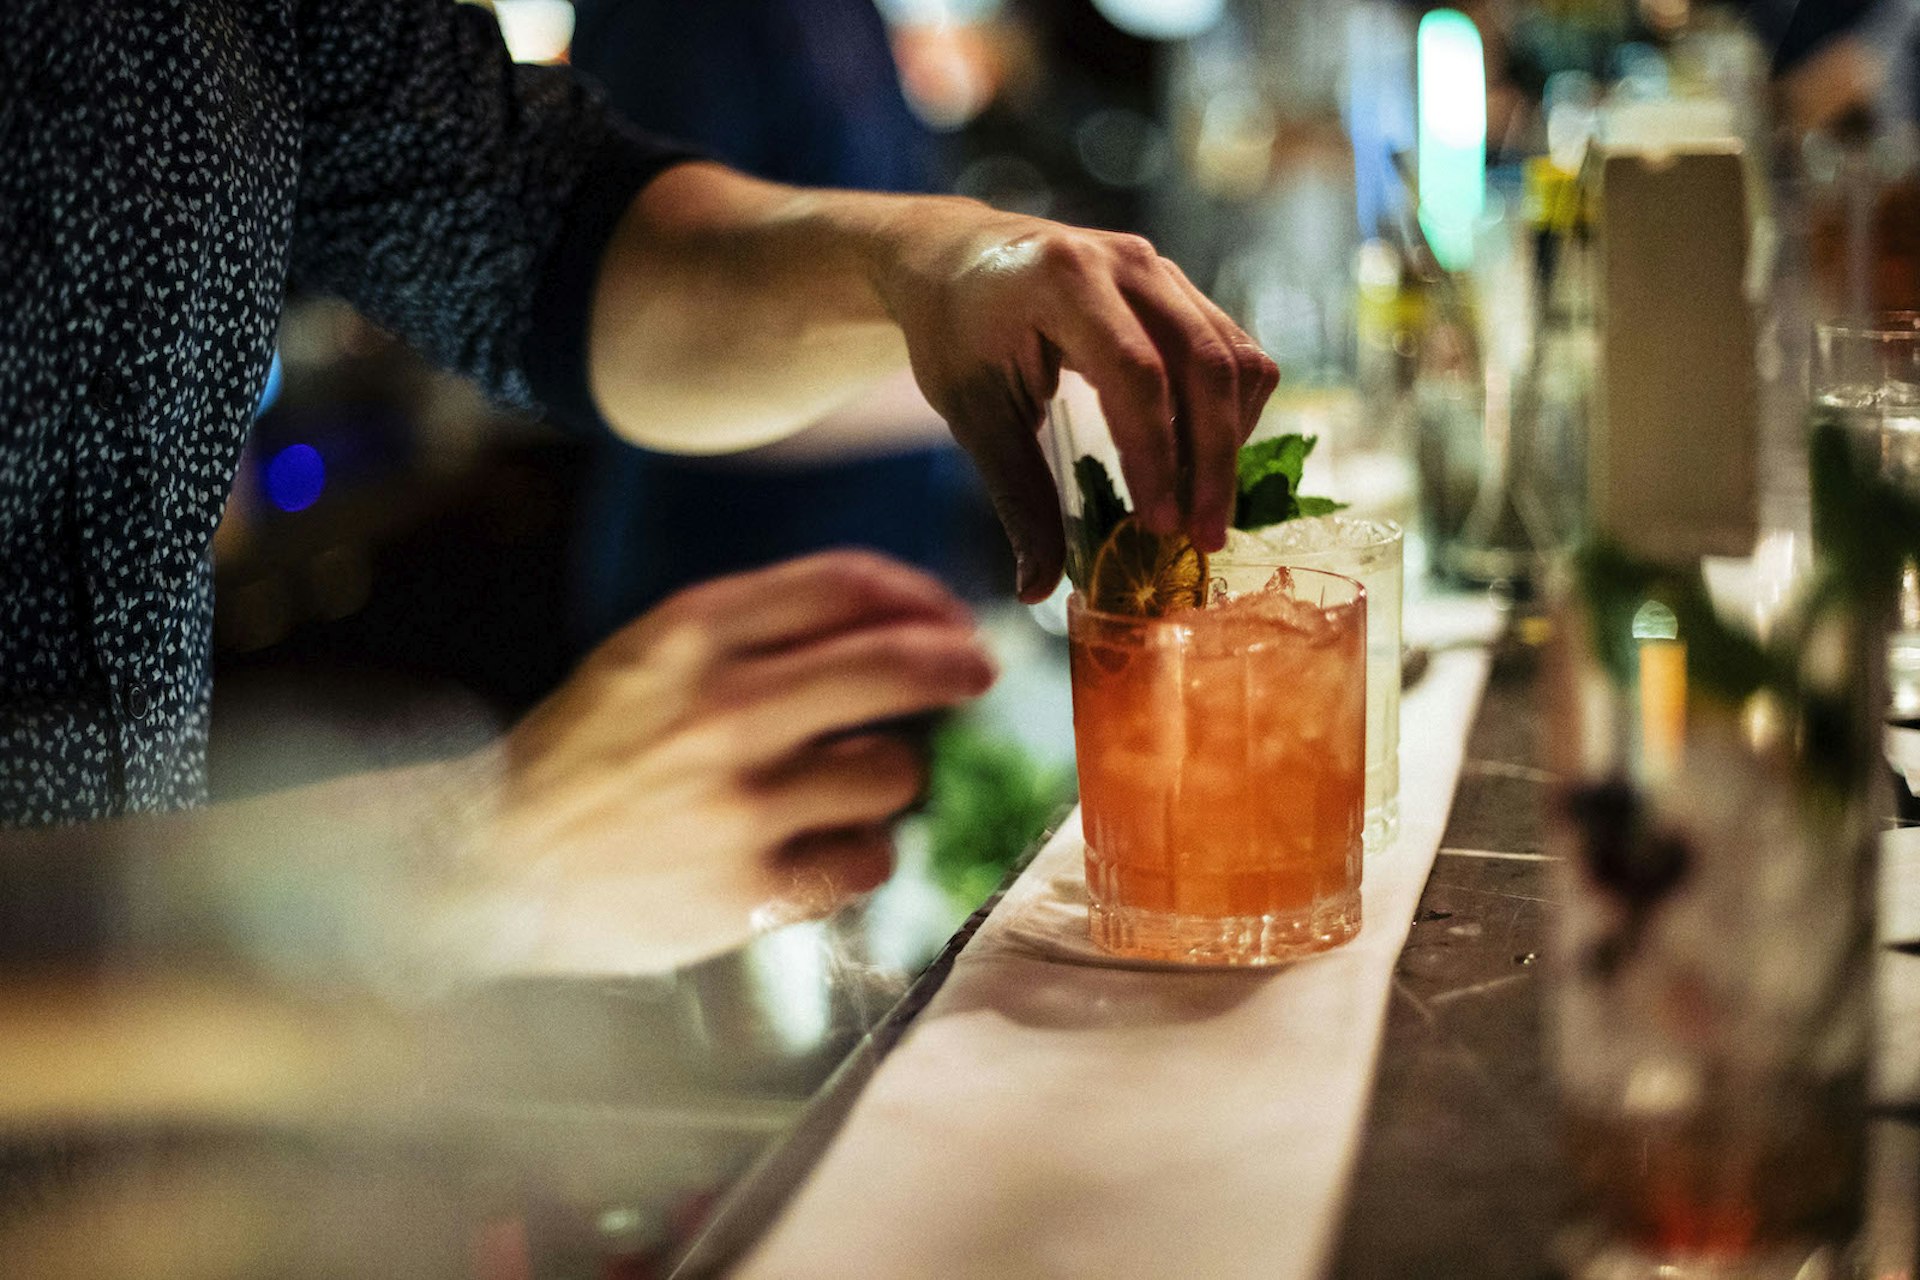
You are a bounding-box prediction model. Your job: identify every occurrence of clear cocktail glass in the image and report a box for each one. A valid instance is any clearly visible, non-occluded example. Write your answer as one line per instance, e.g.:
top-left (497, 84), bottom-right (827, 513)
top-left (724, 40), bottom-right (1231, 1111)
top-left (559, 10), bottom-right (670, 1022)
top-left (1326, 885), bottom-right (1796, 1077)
top-left (1068, 566), bottom-right (1368, 965)
top-left (1217, 516), bottom-right (1404, 854)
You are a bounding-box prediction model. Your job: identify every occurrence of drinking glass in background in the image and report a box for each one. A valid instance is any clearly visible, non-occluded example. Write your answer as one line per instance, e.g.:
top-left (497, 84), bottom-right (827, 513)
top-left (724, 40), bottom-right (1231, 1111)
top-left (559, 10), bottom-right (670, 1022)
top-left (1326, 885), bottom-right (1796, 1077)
top-left (1812, 315), bottom-right (1920, 819)
top-left (1068, 567), bottom-right (1367, 965)
top-left (1217, 517), bottom-right (1404, 854)
top-left (1542, 317), bottom-right (1920, 1274)
top-left (1546, 555), bottom-right (1879, 1277)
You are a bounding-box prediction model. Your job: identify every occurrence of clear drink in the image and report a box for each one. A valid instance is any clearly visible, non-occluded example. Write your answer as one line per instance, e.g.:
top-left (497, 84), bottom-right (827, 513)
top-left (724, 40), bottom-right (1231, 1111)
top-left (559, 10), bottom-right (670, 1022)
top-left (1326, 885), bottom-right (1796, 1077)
top-left (1548, 589), bottom-right (1877, 1279)
top-left (1068, 567), bottom-right (1367, 965)
top-left (1220, 516), bottom-right (1404, 853)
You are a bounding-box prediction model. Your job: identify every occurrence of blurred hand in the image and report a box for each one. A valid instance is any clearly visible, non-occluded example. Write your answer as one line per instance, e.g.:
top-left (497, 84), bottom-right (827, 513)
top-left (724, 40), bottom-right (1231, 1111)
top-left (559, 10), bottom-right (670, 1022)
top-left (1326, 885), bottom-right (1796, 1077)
top-left (874, 204), bottom-right (1279, 600)
top-left (470, 551), bottom-right (995, 973)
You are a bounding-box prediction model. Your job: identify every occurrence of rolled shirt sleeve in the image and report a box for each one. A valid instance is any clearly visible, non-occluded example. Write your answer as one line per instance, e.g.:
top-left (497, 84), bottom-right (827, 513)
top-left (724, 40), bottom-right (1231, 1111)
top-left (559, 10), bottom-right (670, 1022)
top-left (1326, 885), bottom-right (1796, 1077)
top-left (287, 0), bottom-right (697, 433)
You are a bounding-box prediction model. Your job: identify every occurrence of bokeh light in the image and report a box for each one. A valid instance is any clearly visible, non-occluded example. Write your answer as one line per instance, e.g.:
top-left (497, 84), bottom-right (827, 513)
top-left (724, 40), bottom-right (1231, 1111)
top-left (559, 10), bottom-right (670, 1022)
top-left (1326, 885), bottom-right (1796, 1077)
top-left (264, 444), bottom-right (326, 514)
top-left (254, 352), bottom-right (283, 419)
top-left (1089, 0), bottom-right (1224, 42)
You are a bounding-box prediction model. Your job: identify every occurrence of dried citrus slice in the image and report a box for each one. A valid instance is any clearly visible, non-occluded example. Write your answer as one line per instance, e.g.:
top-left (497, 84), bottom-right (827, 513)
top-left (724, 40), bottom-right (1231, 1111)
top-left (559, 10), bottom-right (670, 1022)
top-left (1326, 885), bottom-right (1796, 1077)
top-left (1087, 516), bottom-right (1208, 617)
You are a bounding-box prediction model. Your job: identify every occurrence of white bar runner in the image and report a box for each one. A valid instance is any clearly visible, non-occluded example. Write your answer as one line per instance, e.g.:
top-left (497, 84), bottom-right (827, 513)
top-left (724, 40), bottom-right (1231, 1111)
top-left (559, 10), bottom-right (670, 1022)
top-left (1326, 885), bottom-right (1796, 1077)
top-left (741, 636), bottom-right (1496, 1280)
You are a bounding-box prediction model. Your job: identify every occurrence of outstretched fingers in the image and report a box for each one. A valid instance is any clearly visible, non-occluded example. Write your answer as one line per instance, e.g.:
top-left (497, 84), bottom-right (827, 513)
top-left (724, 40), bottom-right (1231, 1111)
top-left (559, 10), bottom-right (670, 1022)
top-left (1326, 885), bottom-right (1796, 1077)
top-left (748, 733), bottom-right (929, 846)
top-left (616, 549), bottom-right (973, 664)
top-left (704, 619), bottom-right (996, 770)
top-left (1036, 235), bottom-right (1275, 552)
top-left (1117, 264), bottom-right (1248, 551)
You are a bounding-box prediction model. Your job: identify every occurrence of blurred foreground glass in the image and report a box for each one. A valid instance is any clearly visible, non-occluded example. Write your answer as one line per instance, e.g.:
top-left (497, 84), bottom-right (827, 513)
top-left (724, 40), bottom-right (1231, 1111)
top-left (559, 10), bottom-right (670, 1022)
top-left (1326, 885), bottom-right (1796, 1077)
top-left (1544, 339), bottom-right (1920, 1273)
top-left (1217, 516), bottom-right (1403, 853)
top-left (1813, 316), bottom-right (1920, 739)
top-left (1547, 570), bottom-right (1878, 1276)
top-left (1068, 567), bottom-right (1366, 965)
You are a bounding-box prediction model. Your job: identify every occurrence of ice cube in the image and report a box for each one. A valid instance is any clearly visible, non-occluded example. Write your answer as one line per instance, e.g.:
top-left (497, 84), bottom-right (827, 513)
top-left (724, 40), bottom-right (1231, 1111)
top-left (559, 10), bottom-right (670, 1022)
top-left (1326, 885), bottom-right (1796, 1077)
top-left (1219, 526), bottom-right (1273, 561)
top-left (1256, 514), bottom-right (1345, 555)
top-left (1257, 514), bottom-right (1397, 556)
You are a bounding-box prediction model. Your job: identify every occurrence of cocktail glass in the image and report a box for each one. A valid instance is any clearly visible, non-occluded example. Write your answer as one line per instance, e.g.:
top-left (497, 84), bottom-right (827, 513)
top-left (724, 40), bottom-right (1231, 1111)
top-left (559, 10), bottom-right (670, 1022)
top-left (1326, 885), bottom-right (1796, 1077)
top-left (1068, 567), bottom-right (1367, 965)
top-left (1543, 322), bottom-right (1920, 1276)
top-left (1217, 516), bottom-right (1404, 854)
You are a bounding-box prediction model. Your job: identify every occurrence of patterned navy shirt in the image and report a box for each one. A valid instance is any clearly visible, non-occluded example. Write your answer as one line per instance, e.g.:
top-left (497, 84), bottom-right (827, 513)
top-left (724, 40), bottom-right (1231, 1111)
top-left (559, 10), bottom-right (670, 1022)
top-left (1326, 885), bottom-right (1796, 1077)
top-left (0, 0), bottom-right (689, 825)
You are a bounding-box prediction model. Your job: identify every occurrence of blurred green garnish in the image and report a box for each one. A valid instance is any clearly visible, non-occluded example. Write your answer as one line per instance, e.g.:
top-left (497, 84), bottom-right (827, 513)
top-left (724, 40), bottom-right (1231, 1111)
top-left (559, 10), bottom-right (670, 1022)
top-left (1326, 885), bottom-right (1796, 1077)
top-left (924, 721), bottom-right (1075, 911)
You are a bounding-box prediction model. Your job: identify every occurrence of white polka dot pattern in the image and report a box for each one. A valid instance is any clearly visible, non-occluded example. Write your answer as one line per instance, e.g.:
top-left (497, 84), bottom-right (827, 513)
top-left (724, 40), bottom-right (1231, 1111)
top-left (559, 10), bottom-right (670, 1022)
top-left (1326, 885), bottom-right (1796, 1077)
top-left (1, 0), bottom-right (660, 824)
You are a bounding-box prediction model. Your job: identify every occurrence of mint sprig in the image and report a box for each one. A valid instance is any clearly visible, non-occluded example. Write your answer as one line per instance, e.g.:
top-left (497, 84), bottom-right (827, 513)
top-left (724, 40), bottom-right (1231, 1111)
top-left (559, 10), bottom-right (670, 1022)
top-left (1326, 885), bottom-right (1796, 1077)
top-left (1060, 434), bottom-right (1348, 587)
top-left (1065, 455), bottom-right (1127, 588)
top-left (1233, 434), bottom-right (1346, 529)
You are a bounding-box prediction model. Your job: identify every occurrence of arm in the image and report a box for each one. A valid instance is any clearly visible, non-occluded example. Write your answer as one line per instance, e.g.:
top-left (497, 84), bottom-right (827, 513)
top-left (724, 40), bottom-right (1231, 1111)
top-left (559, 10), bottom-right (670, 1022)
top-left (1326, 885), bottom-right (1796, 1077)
top-left (2, 553), bottom-right (991, 981)
top-left (590, 163), bottom-right (1281, 598)
top-left (737, 370), bottom-right (952, 466)
top-left (288, 0), bottom-right (1275, 599)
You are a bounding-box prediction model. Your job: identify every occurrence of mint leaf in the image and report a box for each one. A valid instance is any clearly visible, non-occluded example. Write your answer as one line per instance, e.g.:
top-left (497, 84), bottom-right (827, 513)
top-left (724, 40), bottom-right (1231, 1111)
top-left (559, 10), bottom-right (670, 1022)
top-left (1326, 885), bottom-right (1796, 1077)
top-left (1233, 434), bottom-right (1345, 527)
top-left (1236, 473), bottom-right (1296, 528)
top-left (1075, 455), bottom-right (1127, 540)
top-left (1068, 455), bottom-right (1128, 587)
top-left (1293, 495), bottom-right (1348, 518)
top-left (1236, 434), bottom-right (1312, 498)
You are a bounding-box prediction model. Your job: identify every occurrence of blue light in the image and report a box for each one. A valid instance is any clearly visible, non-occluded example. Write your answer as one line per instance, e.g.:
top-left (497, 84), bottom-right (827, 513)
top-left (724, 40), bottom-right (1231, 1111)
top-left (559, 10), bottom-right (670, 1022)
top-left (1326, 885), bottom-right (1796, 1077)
top-left (265, 443), bottom-right (325, 513)
top-left (255, 351), bottom-right (284, 418)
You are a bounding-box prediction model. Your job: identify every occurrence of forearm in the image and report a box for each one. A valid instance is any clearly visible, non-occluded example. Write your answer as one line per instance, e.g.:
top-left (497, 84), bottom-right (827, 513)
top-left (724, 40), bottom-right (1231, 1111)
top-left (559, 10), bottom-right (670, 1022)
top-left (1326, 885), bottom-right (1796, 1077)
top-left (738, 369), bottom-right (951, 466)
top-left (586, 162), bottom-right (973, 453)
top-left (0, 756), bottom-right (497, 985)
top-left (585, 159), bottom-right (1279, 598)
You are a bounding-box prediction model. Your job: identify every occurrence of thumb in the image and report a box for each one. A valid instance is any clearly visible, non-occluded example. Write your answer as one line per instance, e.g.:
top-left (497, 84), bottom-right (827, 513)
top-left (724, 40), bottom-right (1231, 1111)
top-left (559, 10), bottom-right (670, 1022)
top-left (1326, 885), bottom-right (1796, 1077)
top-left (952, 410), bottom-right (1068, 604)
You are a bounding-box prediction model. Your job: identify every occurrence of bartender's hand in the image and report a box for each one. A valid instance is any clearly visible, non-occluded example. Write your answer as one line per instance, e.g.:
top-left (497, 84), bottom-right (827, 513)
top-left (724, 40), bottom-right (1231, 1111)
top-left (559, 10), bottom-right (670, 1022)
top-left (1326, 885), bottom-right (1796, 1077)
top-left (591, 165), bottom-right (1279, 603)
top-left (872, 203), bottom-right (1279, 599)
top-left (473, 551), bottom-right (994, 974)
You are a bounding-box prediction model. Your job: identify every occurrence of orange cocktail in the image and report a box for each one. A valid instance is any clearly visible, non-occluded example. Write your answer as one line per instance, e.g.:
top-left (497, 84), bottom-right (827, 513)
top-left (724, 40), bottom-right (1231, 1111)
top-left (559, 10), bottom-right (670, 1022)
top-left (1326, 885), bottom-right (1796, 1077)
top-left (1068, 567), bottom-right (1367, 964)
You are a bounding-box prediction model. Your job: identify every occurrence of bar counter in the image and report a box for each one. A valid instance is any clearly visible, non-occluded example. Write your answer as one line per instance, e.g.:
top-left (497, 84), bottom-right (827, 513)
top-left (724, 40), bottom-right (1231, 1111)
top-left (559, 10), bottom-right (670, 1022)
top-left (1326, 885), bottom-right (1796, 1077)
top-left (687, 616), bottom-right (1920, 1279)
top-left (720, 603), bottom-right (1492, 1278)
top-left (2, 606), bottom-right (1915, 1278)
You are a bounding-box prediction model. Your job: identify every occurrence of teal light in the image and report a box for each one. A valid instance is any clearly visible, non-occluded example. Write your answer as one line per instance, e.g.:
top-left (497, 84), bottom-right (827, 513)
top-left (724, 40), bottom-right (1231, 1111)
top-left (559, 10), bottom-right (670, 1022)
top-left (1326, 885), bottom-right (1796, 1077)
top-left (1416, 9), bottom-right (1486, 272)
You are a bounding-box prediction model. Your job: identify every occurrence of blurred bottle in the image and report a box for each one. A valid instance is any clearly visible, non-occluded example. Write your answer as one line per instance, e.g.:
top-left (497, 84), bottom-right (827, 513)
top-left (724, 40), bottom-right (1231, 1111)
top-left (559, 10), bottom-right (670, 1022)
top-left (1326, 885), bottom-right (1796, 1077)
top-left (1544, 267), bottom-right (1903, 1280)
top-left (1408, 253), bottom-right (1485, 580)
top-left (1804, 116), bottom-right (1920, 321)
top-left (1450, 158), bottom-right (1594, 589)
